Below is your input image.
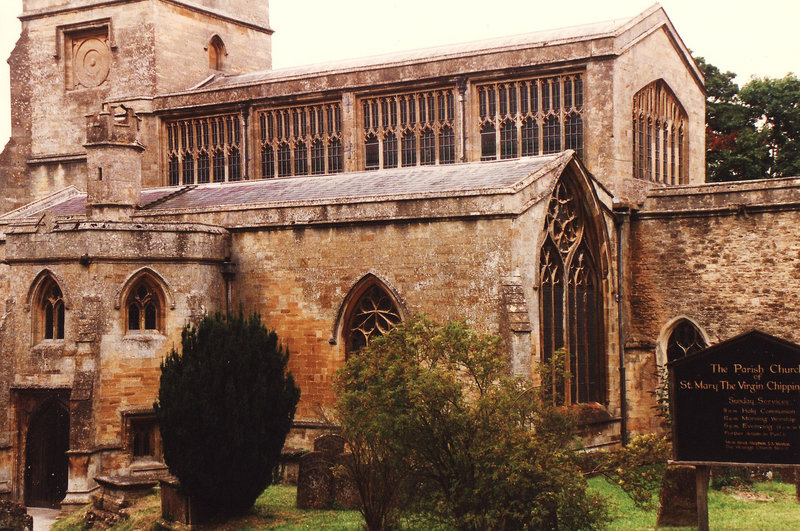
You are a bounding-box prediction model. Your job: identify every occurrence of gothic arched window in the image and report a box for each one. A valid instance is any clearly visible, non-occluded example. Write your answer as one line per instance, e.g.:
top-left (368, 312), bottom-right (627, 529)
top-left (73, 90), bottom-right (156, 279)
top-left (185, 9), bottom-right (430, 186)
top-left (208, 35), bottom-right (226, 71)
top-left (666, 319), bottom-right (707, 363)
top-left (126, 278), bottom-right (164, 333)
top-left (539, 180), bottom-right (604, 405)
top-left (632, 80), bottom-right (688, 184)
top-left (344, 283), bottom-right (402, 357)
top-left (38, 277), bottom-right (65, 341)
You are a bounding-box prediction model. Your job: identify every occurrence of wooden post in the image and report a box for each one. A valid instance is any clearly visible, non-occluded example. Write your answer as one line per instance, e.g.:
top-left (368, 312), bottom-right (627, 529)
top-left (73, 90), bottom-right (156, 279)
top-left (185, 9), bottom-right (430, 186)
top-left (795, 468), bottom-right (800, 502)
top-left (695, 465), bottom-right (710, 531)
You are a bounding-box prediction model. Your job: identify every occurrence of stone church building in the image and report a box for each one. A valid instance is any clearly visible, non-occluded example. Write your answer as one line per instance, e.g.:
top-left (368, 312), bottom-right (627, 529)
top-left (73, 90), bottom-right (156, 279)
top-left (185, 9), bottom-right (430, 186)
top-left (1, 0), bottom-right (797, 511)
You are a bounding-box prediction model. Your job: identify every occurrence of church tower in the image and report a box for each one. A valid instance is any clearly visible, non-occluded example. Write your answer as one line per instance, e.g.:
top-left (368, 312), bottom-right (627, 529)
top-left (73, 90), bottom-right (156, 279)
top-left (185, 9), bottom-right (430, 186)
top-left (0, 0), bottom-right (273, 212)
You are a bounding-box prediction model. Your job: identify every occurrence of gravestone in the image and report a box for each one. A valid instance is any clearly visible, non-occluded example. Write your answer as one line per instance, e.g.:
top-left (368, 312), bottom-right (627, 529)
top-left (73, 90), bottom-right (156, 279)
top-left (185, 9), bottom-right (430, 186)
top-left (656, 465), bottom-right (697, 526)
top-left (296, 434), bottom-right (359, 510)
top-left (314, 434), bottom-right (345, 457)
top-left (296, 451), bottom-right (334, 509)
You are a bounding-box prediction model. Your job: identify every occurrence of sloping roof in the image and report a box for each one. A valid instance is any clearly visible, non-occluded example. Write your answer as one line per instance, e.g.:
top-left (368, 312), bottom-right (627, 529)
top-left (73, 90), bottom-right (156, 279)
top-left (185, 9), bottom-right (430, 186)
top-left (0, 154), bottom-right (570, 221)
top-left (202, 17), bottom-right (630, 90)
top-left (144, 155), bottom-right (565, 212)
top-left (170, 4), bottom-right (700, 96)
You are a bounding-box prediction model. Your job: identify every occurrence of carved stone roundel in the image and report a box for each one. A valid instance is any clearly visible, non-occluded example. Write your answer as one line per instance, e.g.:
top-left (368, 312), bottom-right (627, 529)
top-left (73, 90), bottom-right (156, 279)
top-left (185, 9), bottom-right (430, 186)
top-left (74, 37), bottom-right (111, 88)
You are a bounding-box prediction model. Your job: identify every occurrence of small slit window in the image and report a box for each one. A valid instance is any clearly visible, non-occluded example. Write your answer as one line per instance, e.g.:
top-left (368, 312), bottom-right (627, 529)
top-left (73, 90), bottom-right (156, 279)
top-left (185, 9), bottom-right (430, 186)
top-left (208, 35), bottom-right (226, 71)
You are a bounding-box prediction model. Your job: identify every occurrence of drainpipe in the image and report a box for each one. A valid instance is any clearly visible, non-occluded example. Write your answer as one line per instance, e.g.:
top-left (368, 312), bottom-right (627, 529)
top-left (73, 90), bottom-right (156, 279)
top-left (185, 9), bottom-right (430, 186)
top-left (222, 258), bottom-right (236, 314)
top-left (614, 207), bottom-right (630, 445)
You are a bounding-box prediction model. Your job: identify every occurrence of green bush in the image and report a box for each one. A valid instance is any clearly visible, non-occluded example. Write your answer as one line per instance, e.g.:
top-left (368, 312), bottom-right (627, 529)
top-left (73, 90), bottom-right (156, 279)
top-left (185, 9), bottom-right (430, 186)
top-left (154, 312), bottom-right (300, 516)
top-left (334, 315), bottom-right (609, 531)
top-left (598, 433), bottom-right (672, 509)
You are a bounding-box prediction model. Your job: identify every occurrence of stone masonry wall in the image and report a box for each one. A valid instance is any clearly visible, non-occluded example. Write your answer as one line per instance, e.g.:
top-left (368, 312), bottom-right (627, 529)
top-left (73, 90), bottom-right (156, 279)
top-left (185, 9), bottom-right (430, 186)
top-left (625, 197), bottom-right (800, 434)
top-left (0, 221), bottom-right (229, 494)
top-left (230, 217), bottom-right (514, 435)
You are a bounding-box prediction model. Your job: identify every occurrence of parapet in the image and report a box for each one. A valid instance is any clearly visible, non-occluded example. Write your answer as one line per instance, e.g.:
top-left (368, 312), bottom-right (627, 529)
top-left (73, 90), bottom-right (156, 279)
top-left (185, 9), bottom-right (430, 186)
top-left (85, 103), bottom-right (143, 149)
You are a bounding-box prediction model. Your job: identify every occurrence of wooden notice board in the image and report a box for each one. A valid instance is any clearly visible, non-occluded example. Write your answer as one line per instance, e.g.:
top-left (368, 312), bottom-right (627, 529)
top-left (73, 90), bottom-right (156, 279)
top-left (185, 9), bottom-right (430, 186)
top-left (670, 330), bottom-right (800, 466)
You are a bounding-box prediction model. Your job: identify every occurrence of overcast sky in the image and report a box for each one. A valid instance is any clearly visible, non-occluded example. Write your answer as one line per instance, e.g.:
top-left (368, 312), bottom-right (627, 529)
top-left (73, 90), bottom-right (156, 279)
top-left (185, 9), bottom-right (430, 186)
top-left (0, 0), bottom-right (798, 147)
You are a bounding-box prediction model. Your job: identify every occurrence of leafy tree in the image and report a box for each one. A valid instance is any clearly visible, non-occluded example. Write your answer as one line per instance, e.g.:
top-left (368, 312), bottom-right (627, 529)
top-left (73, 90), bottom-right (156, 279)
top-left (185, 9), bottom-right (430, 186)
top-left (740, 74), bottom-right (800, 178)
top-left (334, 315), bottom-right (609, 531)
top-left (154, 312), bottom-right (300, 516)
top-left (695, 55), bottom-right (770, 182)
top-left (696, 55), bottom-right (800, 181)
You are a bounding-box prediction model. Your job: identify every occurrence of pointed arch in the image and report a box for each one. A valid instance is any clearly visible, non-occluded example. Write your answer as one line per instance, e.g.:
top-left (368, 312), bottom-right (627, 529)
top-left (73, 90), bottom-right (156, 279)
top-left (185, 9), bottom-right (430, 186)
top-left (537, 167), bottom-right (610, 405)
top-left (656, 316), bottom-right (710, 366)
top-left (25, 269), bottom-right (71, 312)
top-left (115, 268), bottom-right (174, 333)
top-left (331, 274), bottom-right (408, 357)
top-left (26, 270), bottom-right (69, 342)
top-left (632, 79), bottom-right (688, 184)
top-left (114, 268), bottom-right (175, 311)
top-left (206, 34), bottom-right (227, 71)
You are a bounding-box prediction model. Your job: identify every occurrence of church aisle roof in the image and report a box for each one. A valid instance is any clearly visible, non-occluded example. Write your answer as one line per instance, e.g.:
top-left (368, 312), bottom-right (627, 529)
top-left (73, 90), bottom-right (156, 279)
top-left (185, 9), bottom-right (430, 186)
top-left (143, 155), bottom-right (564, 212)
top-left (0, 154), bottom-right (570, 221)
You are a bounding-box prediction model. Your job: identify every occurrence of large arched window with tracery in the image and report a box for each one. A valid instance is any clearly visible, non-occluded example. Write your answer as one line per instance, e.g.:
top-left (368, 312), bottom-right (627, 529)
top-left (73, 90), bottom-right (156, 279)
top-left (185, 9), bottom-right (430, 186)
top-left (126, 277), bottom-right (164, 333)
top-left (666, 319), bottom-right (707, 363)
top-left (632, 80), bottom-right (688, 184)
top-left (38, 277), bottom-right (65, 341)
top-left (539, 180), bottom-right (604, 405)
top-left (344, 283), bottom-right (402, 357)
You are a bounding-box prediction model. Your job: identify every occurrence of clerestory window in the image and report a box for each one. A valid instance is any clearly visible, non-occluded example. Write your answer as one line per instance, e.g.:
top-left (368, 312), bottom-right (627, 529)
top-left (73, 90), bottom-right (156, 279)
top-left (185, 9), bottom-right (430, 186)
top-left (166, 114), bottom-right (243, 185)
top-left (478, 74), bottom-right (583, 161)
top-left (362, 89), bottom-right (456, 170)
top-left (539, 180), bottom-right (603, 405)
top-left (259, 103), bottom-right (343, 178)
top-left (208, 35), bottom-right (226, 71)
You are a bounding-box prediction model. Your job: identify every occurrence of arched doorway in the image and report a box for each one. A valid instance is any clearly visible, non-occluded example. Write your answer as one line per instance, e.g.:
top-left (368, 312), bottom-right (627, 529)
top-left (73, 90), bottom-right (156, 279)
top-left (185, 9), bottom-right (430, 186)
top-left (24, 400), bottom-right (69, 508)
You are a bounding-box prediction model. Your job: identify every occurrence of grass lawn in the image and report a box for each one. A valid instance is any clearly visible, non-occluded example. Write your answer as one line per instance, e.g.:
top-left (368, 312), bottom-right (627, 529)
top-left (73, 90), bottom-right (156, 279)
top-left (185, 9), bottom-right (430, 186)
top-left (52, 478), bottom-right (800, 530)
top-left (590, 476), bottom-right (800, 530)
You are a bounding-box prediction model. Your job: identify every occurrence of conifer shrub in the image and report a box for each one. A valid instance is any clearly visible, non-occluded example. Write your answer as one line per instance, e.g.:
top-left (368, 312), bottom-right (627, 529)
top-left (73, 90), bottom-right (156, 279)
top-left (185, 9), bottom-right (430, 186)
top-left (154, 312), bottom-right (300, 516)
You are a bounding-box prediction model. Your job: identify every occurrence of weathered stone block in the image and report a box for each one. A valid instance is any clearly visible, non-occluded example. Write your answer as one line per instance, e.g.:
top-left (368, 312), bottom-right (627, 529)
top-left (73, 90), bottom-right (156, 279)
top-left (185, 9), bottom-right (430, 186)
top-left (656, 465), bottom-right (698, 526)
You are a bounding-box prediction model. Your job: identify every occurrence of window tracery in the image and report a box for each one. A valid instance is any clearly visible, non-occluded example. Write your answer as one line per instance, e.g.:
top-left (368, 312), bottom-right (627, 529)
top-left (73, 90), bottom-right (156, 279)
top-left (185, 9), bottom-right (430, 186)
top-left (478, 74), bottom-right (583, 161)
top-left (666, 320), bottom-right (706, 363)
top-left (259, 103), bottom-right (343, 178)
top-left (38, 278), bottom-right (65, 341)
top-left (126, 279), bottom-right (163, 332)
top-left (166, 114), bottom-right (242, 185)
top-left (632, 80), bottom-right (688, 184)
top-left (345, 284), bottom-right (402, 357)
top-left (361, 89), bottom-right (455, 170)
top-left (539, 180), bottom-right (603, 405)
